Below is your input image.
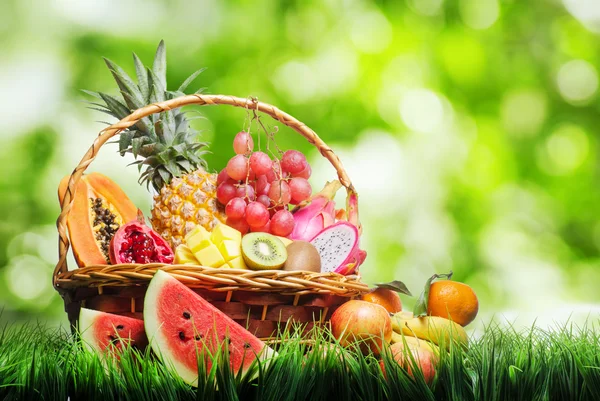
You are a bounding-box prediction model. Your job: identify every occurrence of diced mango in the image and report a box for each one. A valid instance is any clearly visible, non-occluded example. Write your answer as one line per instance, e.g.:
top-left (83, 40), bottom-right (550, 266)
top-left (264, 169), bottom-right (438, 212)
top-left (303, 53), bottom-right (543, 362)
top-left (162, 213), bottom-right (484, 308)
top-left (227, 256), bottom-right (247, 269)
top-left (193, 244), bottom-right (226, 267)
top-left (174, 244), bottom-right (198, 265)
top-left (186, 226), bottom-right (212, 253)
top-left (211, 223), bottom-right (242, 245)
top-left (218, 240), bottom-right (241, 261)
top-left (276, 236), bottom-right (293, 247)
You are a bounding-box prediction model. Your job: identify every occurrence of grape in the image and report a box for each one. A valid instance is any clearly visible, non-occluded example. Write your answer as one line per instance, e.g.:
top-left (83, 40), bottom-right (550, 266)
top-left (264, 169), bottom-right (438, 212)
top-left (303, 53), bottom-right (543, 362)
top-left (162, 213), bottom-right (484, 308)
top-left (217, 182), bottom-right (237, 205)
top-left (281, 150), bottom-right (307, 174)
top-left (255, 175), bottom-right (270, 195)
top-left (270, 209), bottom-right (295, 237)
top-left (289, 177), bottom-right (312, 203)
top-left (245, 202), bottom-right (270, 228)
top-left (226, 217), bottom-right (250, 234)
top-left (268, 180), bottom-right (292, 205)
top-left (293, 164), bottom-right (312, 179)
top-left (217, 168), bottom-right (229, 186)
top-left (236, 184), bottom-right (256, 201)
top-left (225, 197), bottom-right (246, 220)
top-left (233, 131), bottom-right (254, 155)
top-left (256, 194), bottom-right (271, 208)
top-left (250, 221), bottom-right (271, 233)
top-left (269, 205), bottom-right (286, 218)
top-left (249, 152), bottom-right (272, 176)
top-left (226, 154), bottom-right (249, 181)
top-left (266, 160), bottom-right (282, 183)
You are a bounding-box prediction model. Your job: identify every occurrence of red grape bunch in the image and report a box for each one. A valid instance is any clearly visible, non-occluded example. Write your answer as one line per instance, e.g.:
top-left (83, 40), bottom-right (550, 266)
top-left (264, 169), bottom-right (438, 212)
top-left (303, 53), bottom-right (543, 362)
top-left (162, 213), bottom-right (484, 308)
top-left (216, 131), bottom-right (313, 236)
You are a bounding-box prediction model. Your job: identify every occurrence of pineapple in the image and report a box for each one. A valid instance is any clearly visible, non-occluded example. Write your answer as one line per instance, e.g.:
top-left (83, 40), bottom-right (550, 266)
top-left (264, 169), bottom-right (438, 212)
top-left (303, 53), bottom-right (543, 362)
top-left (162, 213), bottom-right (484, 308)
top-left (89, 41), bottom-right (226, 248)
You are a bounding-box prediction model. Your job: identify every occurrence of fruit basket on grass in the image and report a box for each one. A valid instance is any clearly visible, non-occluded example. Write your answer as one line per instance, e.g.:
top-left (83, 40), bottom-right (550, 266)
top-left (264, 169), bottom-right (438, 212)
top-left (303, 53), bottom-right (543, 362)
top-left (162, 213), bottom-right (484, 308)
top-left (53, 44), bottom-right (370, 342)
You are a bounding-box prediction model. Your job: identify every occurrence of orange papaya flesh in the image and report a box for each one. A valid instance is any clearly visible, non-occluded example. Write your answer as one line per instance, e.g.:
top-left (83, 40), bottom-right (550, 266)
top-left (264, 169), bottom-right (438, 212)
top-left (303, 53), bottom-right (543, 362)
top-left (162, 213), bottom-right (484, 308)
top-left (58, 173), bottom-right (138, 267)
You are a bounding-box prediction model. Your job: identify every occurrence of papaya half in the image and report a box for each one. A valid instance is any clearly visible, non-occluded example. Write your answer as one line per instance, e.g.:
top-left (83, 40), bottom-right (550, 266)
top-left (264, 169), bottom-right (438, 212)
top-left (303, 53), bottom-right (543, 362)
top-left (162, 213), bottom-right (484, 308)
top-left (58, 173), bottom-right (137, 267)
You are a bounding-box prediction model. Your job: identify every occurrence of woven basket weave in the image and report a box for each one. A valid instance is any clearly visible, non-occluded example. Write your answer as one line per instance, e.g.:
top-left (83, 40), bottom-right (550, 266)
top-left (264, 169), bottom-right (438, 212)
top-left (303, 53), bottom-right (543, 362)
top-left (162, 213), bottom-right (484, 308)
top-left (53, 94), bottom-right (370, 339)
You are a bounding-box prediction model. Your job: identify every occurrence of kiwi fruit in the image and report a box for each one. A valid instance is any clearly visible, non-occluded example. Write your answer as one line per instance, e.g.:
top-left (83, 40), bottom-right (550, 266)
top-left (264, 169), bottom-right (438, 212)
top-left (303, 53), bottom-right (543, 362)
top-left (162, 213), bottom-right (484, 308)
top-left (241, 233), bottom-right (288, 270)
top-left (283, 241), bottom-right (322, 272)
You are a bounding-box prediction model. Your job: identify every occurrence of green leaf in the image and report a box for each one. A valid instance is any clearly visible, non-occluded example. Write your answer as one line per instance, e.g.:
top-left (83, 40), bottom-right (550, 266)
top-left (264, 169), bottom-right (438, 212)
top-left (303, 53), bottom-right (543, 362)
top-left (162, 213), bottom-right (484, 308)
top-left (103, 57), bottom-right (145, 109)
top-left (98, 93), bottom-right (130, 119)
top-left (177, 67), bottom-right (205, 92)
top-left (164, 160), bottom-right (181, 178)
top-left (86, 107), bottom-right (118, 117)
top-left (413, 271), bottom-right (453, 317)
top-left (132, 52), bottom-right (149, 100)
top-left (176, 159), bottom-right (192, 172)
top-left (131, 137), bottom-right (145, 158)
top-left (118, 131), bottom-right (134, 156)
top-left (80, 89), bottom-right (102, 99)
top-left (157, 166), bottom-right (171, 186)
top-left (374, 280), bottom-right (412, 296)
top-left (152, 40), bottom-right (167, 90)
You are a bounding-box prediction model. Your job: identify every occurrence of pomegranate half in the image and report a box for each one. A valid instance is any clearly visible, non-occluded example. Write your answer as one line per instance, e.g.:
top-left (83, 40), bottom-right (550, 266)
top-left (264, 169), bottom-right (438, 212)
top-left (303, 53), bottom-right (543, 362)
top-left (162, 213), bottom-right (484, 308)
top-left (109, 212), bottom-right (174, 264)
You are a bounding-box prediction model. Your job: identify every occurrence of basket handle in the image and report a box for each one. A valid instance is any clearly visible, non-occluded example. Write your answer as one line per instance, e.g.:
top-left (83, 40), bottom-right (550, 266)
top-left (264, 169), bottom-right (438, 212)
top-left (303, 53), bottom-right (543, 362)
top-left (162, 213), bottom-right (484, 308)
top-left (54, 94), bottom-right (357, 285)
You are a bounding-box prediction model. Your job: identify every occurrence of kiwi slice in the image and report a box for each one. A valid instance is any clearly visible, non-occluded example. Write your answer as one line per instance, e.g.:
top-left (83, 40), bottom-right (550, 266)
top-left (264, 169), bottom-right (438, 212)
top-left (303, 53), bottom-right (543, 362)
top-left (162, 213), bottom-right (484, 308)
top-left (241, 233), bottom-right (288, 270)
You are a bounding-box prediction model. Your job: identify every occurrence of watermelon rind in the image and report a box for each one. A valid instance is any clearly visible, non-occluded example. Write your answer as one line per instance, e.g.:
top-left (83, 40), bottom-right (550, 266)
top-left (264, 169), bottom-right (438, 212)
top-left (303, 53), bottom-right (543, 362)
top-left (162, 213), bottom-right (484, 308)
top-left (144, 270), bottom-right (276, 386)
top-left (79, 307), bottom-right (106, 355)
top-left (78, 307), bottom-right (147, 358)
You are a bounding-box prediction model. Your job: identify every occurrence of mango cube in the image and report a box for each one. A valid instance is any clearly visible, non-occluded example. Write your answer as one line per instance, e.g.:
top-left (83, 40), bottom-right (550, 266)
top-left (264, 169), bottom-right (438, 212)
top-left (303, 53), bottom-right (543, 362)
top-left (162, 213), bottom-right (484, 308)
top-left (211, 223), bottom-right (241, 245)
top-left (193, 244), bottom-right (226, 267)
top-left (227, 256), bottom-right (247, 269)
top-left (276, 236), bottom-right (293, 247)
top-left (174, 244), bottom-right (198, 265)
top-left (218, 240), bottom-right (241, 261)
top-left (186, 226), bottom-right (212, 253)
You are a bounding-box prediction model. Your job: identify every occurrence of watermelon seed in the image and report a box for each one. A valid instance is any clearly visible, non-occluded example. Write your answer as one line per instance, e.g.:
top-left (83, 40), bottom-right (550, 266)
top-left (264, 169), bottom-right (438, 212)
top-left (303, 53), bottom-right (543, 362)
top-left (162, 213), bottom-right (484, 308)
top-left (179, 331), bottom-right (185, 340)
top-left (183, 312), bottom-right (191, 319)
top-left (195, 335), bottom-right (202, 341)
top-left (244, 342), bottom-right (251, 349)
top-left (116, 325), bottom-right (124, 330)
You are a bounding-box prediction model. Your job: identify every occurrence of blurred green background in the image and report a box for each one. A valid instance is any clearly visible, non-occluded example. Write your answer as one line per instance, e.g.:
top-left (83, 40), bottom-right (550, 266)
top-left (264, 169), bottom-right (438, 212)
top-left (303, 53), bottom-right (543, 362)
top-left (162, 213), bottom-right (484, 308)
top-left (1, 0), bottom-right (599, 332)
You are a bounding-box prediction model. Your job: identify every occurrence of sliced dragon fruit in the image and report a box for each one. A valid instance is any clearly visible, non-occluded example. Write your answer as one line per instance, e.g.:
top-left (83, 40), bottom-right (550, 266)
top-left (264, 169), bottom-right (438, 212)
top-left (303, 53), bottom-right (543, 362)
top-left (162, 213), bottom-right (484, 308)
top-left (310, 222), bottom-right (363, 275)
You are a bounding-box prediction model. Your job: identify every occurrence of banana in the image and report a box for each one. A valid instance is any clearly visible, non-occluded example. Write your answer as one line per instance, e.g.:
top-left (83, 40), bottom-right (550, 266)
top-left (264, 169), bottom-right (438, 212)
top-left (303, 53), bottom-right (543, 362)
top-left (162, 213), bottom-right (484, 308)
top-left (392, 311), bottom-right (468, 350)
top-left (390, 331), bottom-right (439, 354)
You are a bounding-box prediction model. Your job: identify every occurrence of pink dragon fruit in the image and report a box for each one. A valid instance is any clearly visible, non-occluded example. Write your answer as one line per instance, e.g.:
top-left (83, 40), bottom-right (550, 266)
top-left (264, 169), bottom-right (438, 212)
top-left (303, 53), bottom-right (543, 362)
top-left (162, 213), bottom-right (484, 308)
top-left (310, 221), bottom-right (366, 276)
top-left (290, 180), bottom-right (342, 241)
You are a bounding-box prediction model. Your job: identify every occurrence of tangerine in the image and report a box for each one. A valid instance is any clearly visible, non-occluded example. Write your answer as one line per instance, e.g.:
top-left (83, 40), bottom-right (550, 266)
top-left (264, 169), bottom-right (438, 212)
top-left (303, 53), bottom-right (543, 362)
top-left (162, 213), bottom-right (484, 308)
top-left (427, 281), bottom-right (478, 327)
top-left (361, 288), bottom-right (402, 313)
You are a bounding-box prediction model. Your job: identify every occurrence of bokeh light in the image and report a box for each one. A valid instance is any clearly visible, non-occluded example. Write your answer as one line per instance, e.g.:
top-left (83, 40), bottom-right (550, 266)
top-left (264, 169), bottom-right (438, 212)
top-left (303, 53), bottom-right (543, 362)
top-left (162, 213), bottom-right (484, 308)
top-left (500, 88), bottom-right (547, 137)
top-left (459, 0), bottom-right (500, 30)
top-left (399, 89), bottom-right (445, 133)
top-left (556, 59), bottom-right (598, 104)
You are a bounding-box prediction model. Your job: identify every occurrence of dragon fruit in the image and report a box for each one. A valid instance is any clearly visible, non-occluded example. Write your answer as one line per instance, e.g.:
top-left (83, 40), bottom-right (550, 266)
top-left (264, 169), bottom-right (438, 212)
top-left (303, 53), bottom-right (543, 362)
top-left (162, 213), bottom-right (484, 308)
top-left (310, 221), bottom-right (366, 275)
top-left (290, 180), bottom-right (342, 241)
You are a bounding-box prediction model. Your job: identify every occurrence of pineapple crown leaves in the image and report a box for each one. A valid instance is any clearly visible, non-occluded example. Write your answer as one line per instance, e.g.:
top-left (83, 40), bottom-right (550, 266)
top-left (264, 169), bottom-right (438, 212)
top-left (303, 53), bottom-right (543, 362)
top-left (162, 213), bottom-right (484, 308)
top-left (84, 40), bottom-right (209, 191)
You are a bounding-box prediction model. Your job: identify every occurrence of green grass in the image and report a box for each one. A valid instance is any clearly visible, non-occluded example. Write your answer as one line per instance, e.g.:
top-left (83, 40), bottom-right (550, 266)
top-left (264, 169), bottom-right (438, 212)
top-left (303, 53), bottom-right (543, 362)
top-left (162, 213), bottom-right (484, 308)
top-left (0, 321), bottom-right (599, 401)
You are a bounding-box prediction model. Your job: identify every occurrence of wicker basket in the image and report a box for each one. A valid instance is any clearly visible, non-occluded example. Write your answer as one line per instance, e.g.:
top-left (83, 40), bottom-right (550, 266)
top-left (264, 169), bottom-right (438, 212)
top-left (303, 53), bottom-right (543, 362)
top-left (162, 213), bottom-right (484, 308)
top-left (53, 94), bottom-right (370, 340)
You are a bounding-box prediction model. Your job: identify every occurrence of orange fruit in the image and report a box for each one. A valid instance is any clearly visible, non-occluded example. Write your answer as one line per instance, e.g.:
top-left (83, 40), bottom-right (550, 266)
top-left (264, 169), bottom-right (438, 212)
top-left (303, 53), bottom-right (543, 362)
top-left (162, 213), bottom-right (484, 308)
top-left (427, 281), bottom-right (479, 327)
top-left (361, 288), bottom-right (402, 313)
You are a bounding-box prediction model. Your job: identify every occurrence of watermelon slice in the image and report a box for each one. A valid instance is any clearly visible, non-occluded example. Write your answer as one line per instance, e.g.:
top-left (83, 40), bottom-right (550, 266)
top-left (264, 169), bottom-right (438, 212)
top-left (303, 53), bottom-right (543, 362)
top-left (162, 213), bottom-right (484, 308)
top-left (144, 270), bottom-right (275, 386)
top-left (79, 308), bottom-right (149, 356)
